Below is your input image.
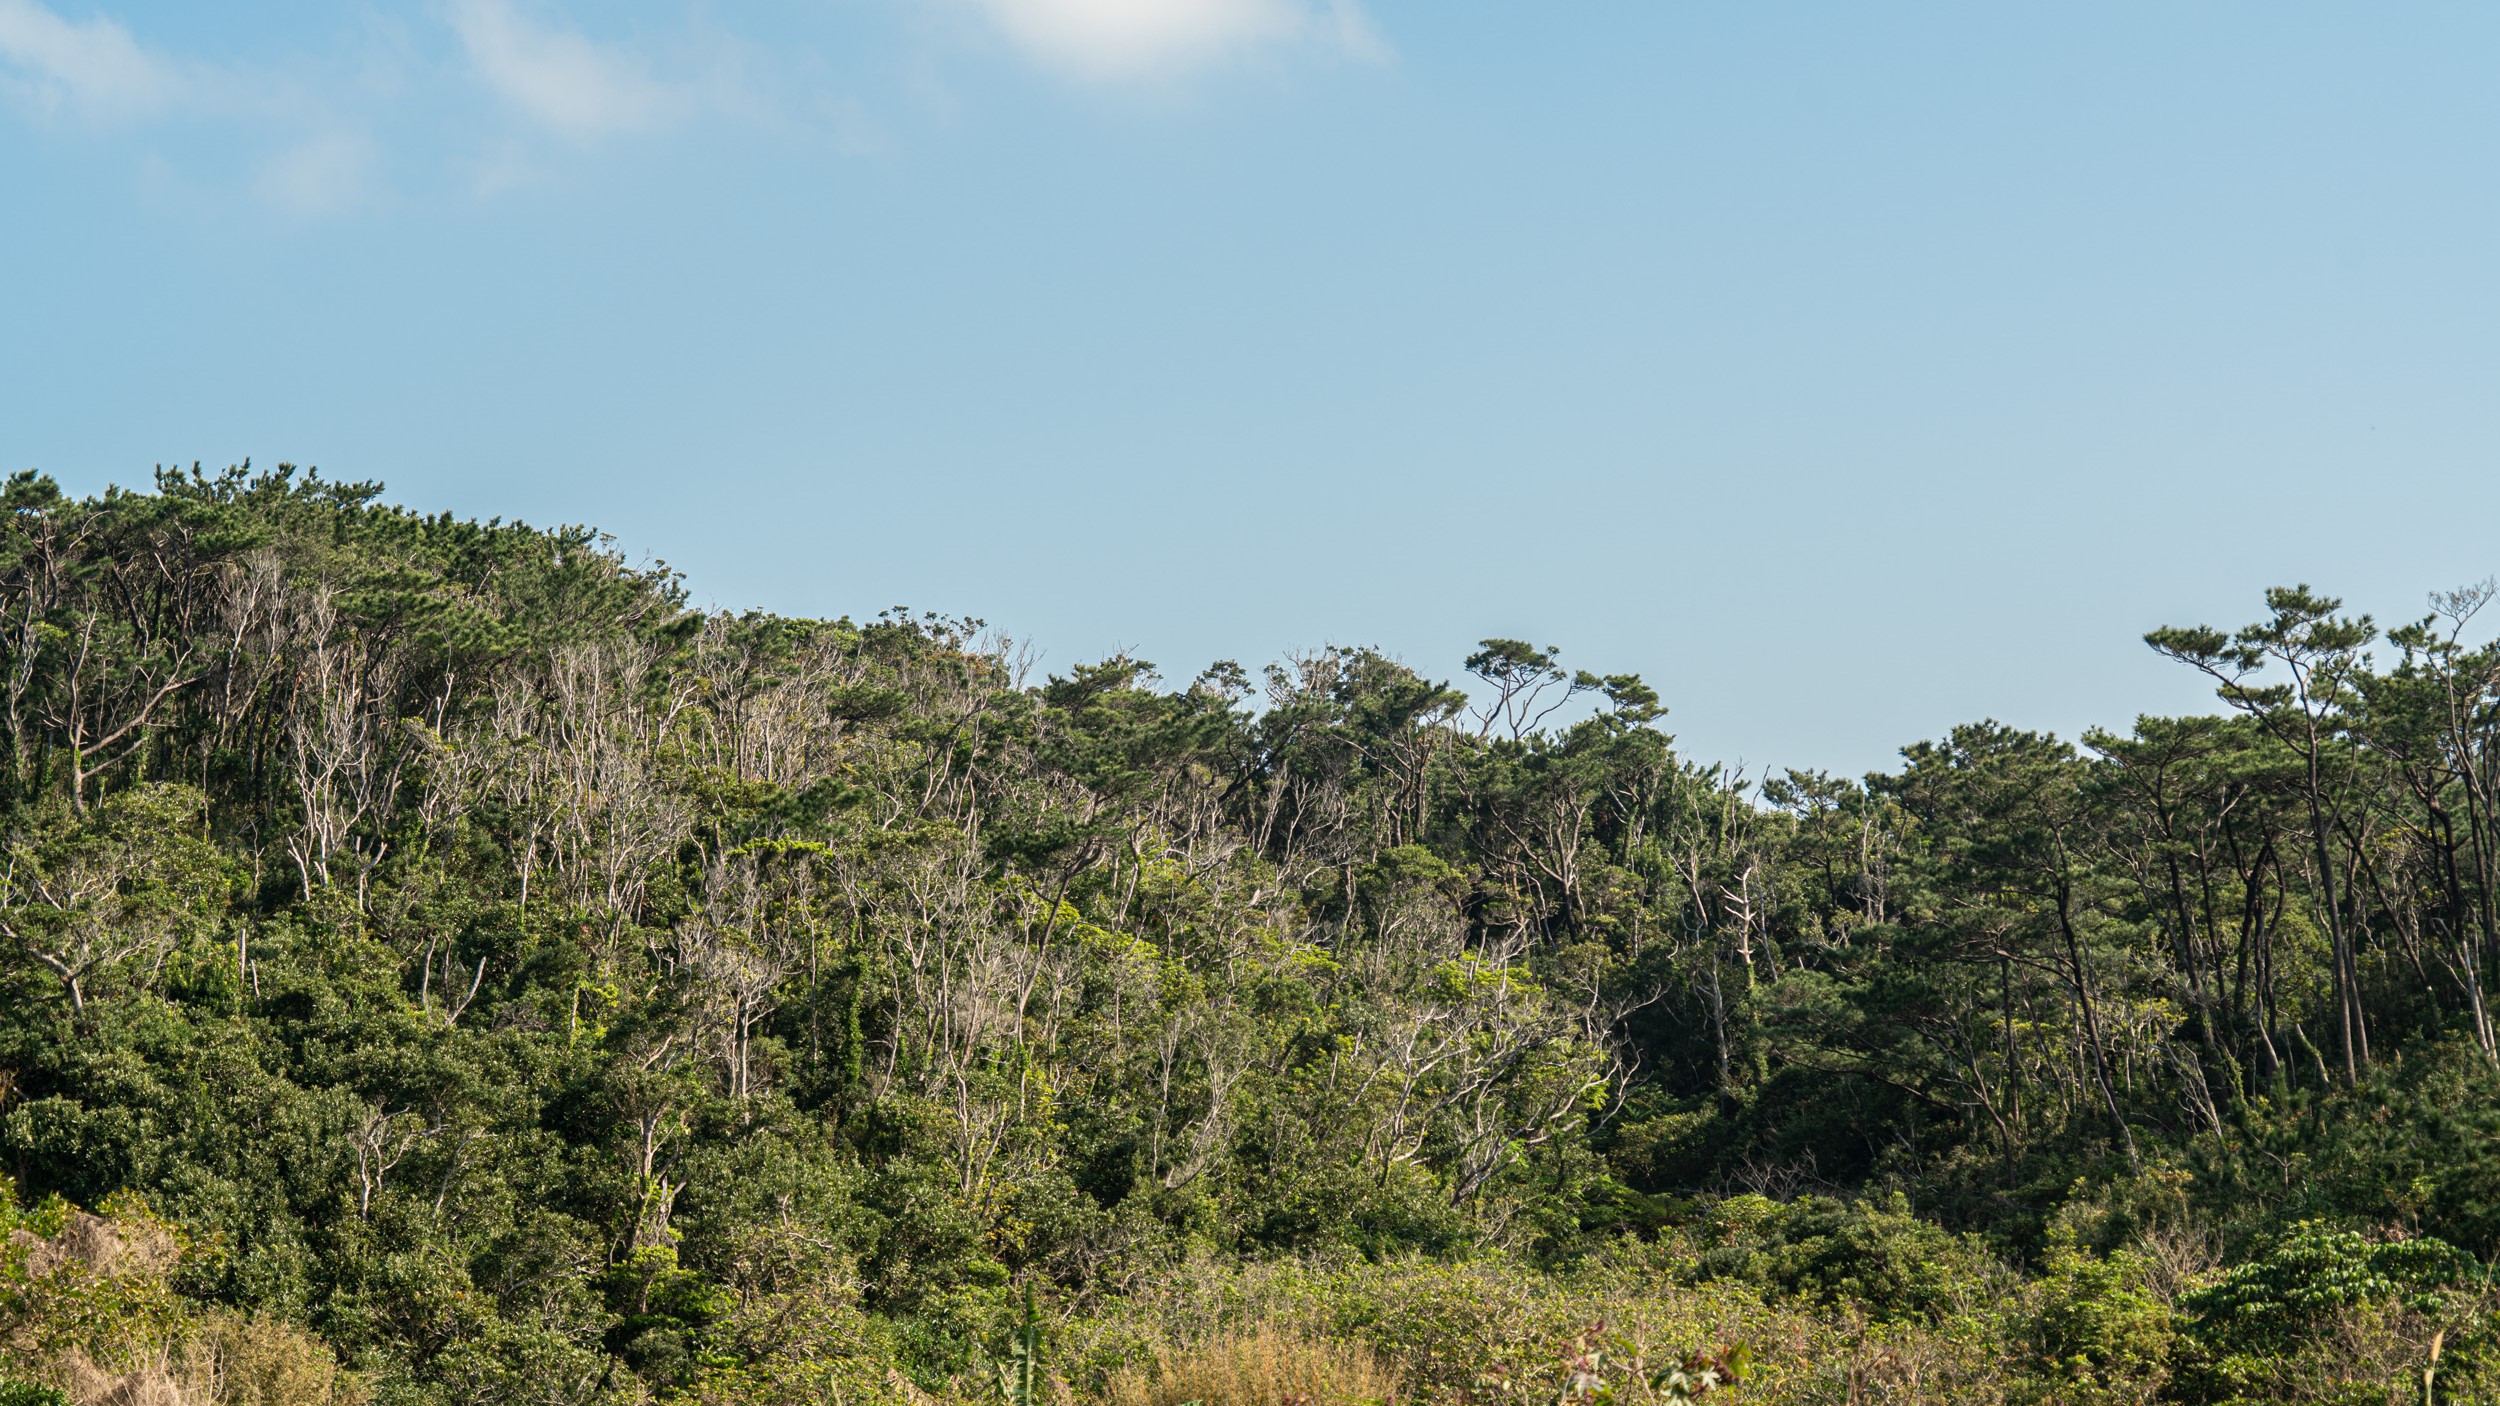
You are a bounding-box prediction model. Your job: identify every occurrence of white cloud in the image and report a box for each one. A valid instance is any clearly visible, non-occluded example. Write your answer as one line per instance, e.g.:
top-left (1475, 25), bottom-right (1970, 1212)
top-left (0, 0), bottom-right (179, 120)
top-left (449, 0), bottom-right (681, 136)
top-left (257, 129), bottom-right (377, 215)
top-left (969, 0), bottom-right (1385, 81)
top-left (0, 1), bottom-right (381, 214)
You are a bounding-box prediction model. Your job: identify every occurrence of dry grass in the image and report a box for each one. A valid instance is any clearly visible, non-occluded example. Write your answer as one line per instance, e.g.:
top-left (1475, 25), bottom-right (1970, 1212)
top-left (1103, 1324), bottom-right (1399, 1406)
top-left (1054, 1252), bottom-right (2027, 1406)
top-left (62, 1355), bottom-right (195, 1406)
top-left (24, 1211), bottom-right (181, 1284)
top-left (46, 1314), bottom-right (361, 1406)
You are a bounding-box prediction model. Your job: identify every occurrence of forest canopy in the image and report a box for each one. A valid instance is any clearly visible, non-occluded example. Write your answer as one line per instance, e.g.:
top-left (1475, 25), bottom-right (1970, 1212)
top-left (4, 465), bottom-right (2500, 1405)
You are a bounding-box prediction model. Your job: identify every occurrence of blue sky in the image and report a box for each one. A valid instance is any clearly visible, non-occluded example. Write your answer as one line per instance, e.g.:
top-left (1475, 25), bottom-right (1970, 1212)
top-left (5, 2), bottom-right (2499, 776)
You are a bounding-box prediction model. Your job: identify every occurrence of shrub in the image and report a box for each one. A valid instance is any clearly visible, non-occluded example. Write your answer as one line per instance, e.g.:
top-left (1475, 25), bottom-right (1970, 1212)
top-left (2172, 1221), bottom-right (2483, 1406)
top-left (193, 1315), bottom-right (366, 1406)
top-left (1466, 1321), bottom-right (1748, 1406)
top-left (2182, 1221), bottom-right (2473, 1353)
top-left (1688, 1194), bottom-right (2004, 1325)
top-left (2020, 1230), bottom-right (2175, 1405)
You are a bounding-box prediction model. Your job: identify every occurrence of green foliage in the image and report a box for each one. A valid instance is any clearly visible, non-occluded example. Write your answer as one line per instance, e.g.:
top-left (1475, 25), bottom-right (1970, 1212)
top-left (1687, 1194), bottom-right (1999, 1324)
top-left (2023, 1229), bottom-right (2177, 1403)
top-left (1470, 1320), bottom-right (1747, 1406)
top-left (2167, 1221), bottom-right (2484, 1406)
top-left (990, 1284), bottom-right (1046, 1406)
top-left (7, 471), bottom-right (2500, 1402)
top-left (2183, 1222), bottom-right (2474, 1353)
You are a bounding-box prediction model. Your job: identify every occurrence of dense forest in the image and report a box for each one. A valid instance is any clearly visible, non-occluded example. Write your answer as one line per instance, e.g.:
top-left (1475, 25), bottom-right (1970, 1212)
top-left (8, 466), bottom-right (2500, 1405)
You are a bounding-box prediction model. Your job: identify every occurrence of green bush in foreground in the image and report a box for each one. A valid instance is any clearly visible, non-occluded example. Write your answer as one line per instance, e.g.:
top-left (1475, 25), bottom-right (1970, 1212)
top-left (2170, 1221), bottom-right (2486, 1406)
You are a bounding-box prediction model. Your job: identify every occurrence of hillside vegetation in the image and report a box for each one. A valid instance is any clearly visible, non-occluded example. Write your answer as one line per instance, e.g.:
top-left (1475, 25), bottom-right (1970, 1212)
top-left (5, 466), bottom-right (2500, 1404)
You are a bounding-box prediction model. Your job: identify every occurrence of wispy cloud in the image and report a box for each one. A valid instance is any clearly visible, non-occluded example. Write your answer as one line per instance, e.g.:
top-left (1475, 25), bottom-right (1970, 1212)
top-left (0, 0), bottom-right (179, 121)
top-left (968, 0), bottom-right (1385, 82)
top-left (0, 0), bottom-right (382, 218)
top-left (4, 0), bottom-right (1374, 219)
top-left (448, 0), bottom-right (682, 136)
top-left (257, 129), bottom-right (378, 215)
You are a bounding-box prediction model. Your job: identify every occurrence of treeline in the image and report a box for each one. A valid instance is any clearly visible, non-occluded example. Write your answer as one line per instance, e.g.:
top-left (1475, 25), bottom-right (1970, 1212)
top-left (4, 465), bottom-right (2500, 1404)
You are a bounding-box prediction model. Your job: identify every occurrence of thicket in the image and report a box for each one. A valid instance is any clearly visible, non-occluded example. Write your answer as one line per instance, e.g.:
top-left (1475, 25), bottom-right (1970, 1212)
top-left (4, 465), bottom-right (2500, 1403)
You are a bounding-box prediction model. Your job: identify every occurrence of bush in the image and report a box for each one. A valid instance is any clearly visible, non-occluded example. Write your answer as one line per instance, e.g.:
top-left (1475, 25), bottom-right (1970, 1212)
top-left (2173, 1221), bottom-right (2483, 1406)
top-left (2182, 1221), bottom-right (2473, 1353)
top-left (1688, 1194), bottom-right (2005, 1325)
top-left (2020, 1230), bottom-right (2175, 1405)
top-left (194, 1314), bottom-right (366, 1406)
